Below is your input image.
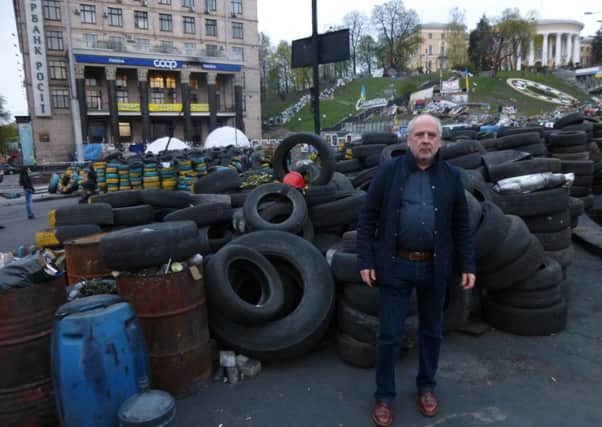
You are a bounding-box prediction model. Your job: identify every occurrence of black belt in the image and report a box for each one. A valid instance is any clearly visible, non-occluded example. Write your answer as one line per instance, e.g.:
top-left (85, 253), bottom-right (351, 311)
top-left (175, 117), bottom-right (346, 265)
top-left (397, 249), bottom-right (433, 261)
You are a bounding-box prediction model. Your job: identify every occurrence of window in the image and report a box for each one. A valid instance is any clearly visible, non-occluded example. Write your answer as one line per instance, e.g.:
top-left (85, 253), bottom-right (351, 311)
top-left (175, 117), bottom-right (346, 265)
top-left (119, 122), bottom-right (131, 137)
top-left (205, 19), bottom-right (217, 36)
top-left (428, 45), bottom-right (433, 55)
top-left (43, 0), bottom-right (61, 20)
top-left (47, 31), bottom-right (64, 50)
top-left (85, 77), bottom-right (97, 87)
top-left (83, 33), bottom-right (97, 48)
top-left (136, 38), bottom-right (150, 51)
top-left (117, 90), bottom-right (128, 103)
top-left (231, 0), bottom-right (242, 15)
top-left (107, 8), bottom-right (122, 27)
top-left (183, 0), bottom-right (195, 7)
top-left (165, 75), bottom-right (176, 89)
top-left (232, 22), bottom-right (243, 39)
top-left (232, 46), bottom-right (244, 60)
top-left (80, 4), bottom-right (96, 24)
top-left (159, 14), bottom-right (172, 32)
top-left (190, 92), bottom-right (198, 102)
top-left (206, 44), bottom-right (218, 56)
top-left (86, 90), bottom-right (102, 110)
top-left (116, 75), bottom-right (127, 88)
top-left (158, 0), bottom-right (171, 4)
top-left (184, 42), bottom-right (196, 54)
top-left (48, 61), bottom-right (67, 80)
top-left (183, 16), bottom-right (196, 34)
top-left (134, 11), bottom-right (148, 29)
top-left (440, 45), bottom-right (445, 55)
top-left (428, 33), bottom-right (432, 39)
top-left (51, 88), bottom-right (69, 108)
top-left (205, 0), bottom-right (216, 11)
top-left (109, 36), bottom-right (124, 51)
top-left (151, 91), bottom-right (165, 103)
top-left (150, 76), bottom-right (164, 89)
top-left (189, 78), bottom-right (199, 89)
top-left (160, 40), bottom-right (174, 53)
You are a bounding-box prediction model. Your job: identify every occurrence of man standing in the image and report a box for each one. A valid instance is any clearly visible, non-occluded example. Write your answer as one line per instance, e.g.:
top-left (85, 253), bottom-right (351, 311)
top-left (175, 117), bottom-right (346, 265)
top-left (356, 114), bottom-right (476, 426)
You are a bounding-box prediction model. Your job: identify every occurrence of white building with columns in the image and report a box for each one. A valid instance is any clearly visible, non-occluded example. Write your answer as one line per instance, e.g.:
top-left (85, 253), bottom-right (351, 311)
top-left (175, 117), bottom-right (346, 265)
top-left (523, 20), bottom-right (584, 70)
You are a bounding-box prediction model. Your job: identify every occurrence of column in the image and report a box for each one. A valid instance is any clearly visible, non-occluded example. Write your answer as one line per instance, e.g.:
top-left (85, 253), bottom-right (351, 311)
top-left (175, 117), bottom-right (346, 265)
top-left (137, 68), bottom-right (150, 144)
top-left (180, 69), bottom-right (193, 142)
top-left (542, 33), bottom-right (548, 66)
top-left (74, 63), bottom-right (88, 143)
top-left (528, 37), bottom-right (535, 66)
top-left (105, 66), bottom-right (120, 145)
top-left (566, 34), bottom-right (573, 66)
top-left (554, 33), bottom-right (561, 69)
top-left (573, 36), bottom-right (581, 65)
top-left (207, 71), bottom-right (217, 132)
top-left (234, 73), bottom-right (245, 133)
top-left (516, 45), bottom-right (522, 71)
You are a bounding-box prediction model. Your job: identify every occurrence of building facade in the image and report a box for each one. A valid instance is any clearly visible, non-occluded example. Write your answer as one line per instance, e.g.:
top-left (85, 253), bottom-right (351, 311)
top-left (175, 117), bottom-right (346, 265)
top-left (580, 37), bottom-right (593, 67)
top-left (522, 20), bottom-right (584, 69)
top-left (408, 23), bottom-right (449, 72)
top-left (13, 0), bottom-right (260, 163)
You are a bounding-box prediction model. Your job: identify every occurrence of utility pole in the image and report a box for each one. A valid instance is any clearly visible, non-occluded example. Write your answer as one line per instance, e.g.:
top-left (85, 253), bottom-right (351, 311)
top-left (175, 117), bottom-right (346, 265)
top-left (311, 0), bottom-right (320, 135)
top-left (64, 0), bottom-right (84, 162)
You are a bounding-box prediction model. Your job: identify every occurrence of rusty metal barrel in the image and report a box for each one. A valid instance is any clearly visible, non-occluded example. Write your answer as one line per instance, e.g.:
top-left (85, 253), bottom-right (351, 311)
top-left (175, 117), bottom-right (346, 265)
top-left (116, 266), bottom-right (212, 397)
top-left (0, 276), bottom-right (66, 426)
top-left (64, 233), bottom-right (112, 285)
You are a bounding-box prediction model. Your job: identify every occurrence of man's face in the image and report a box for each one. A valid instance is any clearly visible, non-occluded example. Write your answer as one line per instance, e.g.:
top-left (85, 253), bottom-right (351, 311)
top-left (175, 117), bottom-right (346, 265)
top-left (407, 117), bottom-right (441, 164)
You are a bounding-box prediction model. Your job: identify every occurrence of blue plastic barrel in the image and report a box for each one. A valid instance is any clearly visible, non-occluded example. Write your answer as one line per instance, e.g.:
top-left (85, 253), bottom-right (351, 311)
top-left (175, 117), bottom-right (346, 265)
top-left (52, 295), bottom-right (150, 427)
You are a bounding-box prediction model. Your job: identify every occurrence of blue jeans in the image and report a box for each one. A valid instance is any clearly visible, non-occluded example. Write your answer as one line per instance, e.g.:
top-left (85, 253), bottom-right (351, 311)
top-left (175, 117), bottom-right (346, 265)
top-left (374, 256), bottom-right (446, 403)
top-left (25, 190), bottom-right (34, 218)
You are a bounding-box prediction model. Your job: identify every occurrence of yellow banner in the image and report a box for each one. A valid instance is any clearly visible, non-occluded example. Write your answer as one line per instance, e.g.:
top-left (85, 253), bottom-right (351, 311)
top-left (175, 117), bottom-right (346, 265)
top-left (149, 103), bottom-right (183, 112)
top-left (191, 103), bottom-right (210, 112)
top-left (118, 102), bottom-right (140, 112)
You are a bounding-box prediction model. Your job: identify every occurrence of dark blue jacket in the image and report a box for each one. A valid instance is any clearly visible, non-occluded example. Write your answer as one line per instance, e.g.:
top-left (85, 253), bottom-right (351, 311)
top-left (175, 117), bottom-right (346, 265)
top-left (356, 150), bottom-right (475, 287)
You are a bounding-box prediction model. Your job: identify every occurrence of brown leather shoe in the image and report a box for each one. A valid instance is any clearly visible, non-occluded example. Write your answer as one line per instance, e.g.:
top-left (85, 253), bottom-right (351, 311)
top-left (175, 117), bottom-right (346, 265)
top-left (418, 391), bottom-right (438, 417)
top-left (372, 402), bottom-right (393, 426)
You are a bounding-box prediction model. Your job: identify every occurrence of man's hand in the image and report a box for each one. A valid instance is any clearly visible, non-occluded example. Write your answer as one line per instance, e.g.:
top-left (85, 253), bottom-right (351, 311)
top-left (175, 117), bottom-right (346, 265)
top-left (461, 273), bottom-right (476, 290)
top-left (360, 269), bottom-right (376, 287)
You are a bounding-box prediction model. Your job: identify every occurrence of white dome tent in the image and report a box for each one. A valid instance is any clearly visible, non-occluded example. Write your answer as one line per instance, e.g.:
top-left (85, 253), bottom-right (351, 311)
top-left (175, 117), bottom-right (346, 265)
top-left (204, 126), bottom-right (250, 149)
top-left (145, 137), bottom-right (190, 154)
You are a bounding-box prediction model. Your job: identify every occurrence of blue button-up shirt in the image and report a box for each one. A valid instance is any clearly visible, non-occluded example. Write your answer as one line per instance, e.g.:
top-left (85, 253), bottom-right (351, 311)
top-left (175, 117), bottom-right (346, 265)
top-left (397, 168), bottom-right (435, 251)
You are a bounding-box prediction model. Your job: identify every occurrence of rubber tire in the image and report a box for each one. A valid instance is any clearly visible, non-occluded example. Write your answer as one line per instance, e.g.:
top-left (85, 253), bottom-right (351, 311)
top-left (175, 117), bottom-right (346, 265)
top-left (140, 189), bottom-right (193, 208)
top-left (473, 202), bottom-right (510, 262)
top-left (486, 158), bottom-right (561, 182)
top-left (331, 251), bottom-right (361, 283)
top-left (243, 183), bottom-right (307, 233)
top-left (533, 227), bottom-right (572, 251)
top-left (164, 203), bottom-right (234, 227)
top-left (491, 187), bottom-right (570, 216)
top-left (208, 231), bottom-right (335, 361)
top-left (381, 143), bottom-right (408, 161)
top-left (336, 332), bottom-right (375, 368)
top-left (193, 169), bottom-right (243, 194)
top-left (482, 298), bottom-right (567, 336)
top-left (309, 191), bottom-right (366, 228)
top-left (490, 283), bottom-right (562, 309)
top-left (337, 297), bottom-right (378, 344)
top-left (446, 152), bottom-right (483, 170)
top-left (509, 256), bottom-right (563, 291)
top-left (50, 203), bottom-right (114, 226)
top-left (523, 209), bottom-right (570, 233)
top-left (560, 160), bottom-right (595, 175)
top-left (440, 140), bottom-right (482, 159)
top-left (545, 246), bottom-right (574, 268)
top-left (205, 244), bottom-right (285, 324)
top-left (112, 204), bottom-right (155, 227)
top-left (553, 112), bottom-right (584, 129)
top-left (272, 133), bottom-right (335, 185)
top-left (477, 215), bottom-right (532, 275)
top-left (361, 132), bottom-right (399, 145)
top-left (89, 190), bottom-right (142, 208)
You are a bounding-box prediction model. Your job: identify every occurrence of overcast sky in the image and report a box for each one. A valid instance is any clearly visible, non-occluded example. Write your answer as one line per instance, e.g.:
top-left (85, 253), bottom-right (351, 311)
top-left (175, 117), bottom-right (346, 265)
top-left (1, 0), bottom-right (601, 119)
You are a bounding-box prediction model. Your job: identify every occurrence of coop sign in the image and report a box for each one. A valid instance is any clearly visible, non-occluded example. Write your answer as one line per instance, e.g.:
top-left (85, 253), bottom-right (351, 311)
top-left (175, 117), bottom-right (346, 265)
top-left (25, 0), bottom-right (51, 116)
top-left (506, 79), bottom-right (579, 106)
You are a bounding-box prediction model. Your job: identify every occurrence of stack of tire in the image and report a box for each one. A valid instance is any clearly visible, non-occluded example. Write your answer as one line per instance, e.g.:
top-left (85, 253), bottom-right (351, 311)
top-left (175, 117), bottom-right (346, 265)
top-left (105, 162), bottom-right (120, 192)
top-left (143, 162), bottom-right (160, 189)
top-left (463, 176), bottom-right (568, 336)
top-left (439, 139), bottom-right (484, 174)
top-left (328, 231), bottom-right (417, 368)
top-left (95, 161), bottom-right (107, 193)
top-left (118, 164), bottom-right (130, 191)
top-left (127, 160), bottom-right (143, 190)
top-left (560, 160), bottom-right (595, 211)
top-left (176, 158), bottom-right (194, 191)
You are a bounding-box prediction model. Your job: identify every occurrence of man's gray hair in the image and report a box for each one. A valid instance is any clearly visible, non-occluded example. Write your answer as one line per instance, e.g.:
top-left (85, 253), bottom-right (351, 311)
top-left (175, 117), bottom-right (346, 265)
top-left (407, 114), bottom-right (443, 138)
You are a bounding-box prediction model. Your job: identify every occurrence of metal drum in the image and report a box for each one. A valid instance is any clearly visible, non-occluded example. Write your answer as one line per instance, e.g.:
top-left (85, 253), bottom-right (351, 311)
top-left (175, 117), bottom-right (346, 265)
top-left (116, 266), bottom-right (212, 397)
top-left (52, 295), bottom-right (150, 427)
top-left (63, 233), bottom-right (112, 285)
top-left (0, 276), bottom-right (66, 427)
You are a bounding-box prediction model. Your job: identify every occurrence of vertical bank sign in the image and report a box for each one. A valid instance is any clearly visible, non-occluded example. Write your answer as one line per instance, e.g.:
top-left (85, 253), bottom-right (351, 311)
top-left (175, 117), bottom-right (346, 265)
top-left (25, 0), bottom-right (51, 116)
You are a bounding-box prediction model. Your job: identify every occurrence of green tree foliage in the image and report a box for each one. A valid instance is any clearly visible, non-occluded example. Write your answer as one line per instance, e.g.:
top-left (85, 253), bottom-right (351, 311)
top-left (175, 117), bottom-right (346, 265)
top-left (446, 7), bottom-right (469, 69)
top-left (358, 35), bottom-right (377, 75)
top-left (592, 25), bottom-right (602, 65)
top-left (258, 32), bottom-right (272, 97)
top-left (468, 15), bottom-right (495, 71)
top-left (0, 96), bottom-right (15, 154)
top-left (371, 0), bottom-right (421, 67)
top-left (491, 9), bottom-right (537, 75)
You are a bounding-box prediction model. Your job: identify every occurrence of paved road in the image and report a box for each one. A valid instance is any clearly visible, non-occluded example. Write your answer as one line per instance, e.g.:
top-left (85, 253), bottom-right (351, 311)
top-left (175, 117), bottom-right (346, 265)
top-left (0, 197), bottom-right (76, 251)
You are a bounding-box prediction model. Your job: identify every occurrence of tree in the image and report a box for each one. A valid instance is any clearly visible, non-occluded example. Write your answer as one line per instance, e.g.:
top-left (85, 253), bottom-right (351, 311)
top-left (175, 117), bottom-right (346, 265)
top-left (490, 9), bottom-right (537, 75)
top-left (273, 41), bottom-right (292, 97)
top-left (592, 25), bottom-right (602, 65)
top-left (468, 15), bottom-right (494, 72)
top-left (343, 11), bottom-right (368, 76)
top-left (358, 35), bottom-right (377, 75)
top-left (371, 0), bottom-right (421, 67)
top-left (446, 7), bottom-right (468, 69)
top-left (0, 96), bottom-right (15, 155)
top-left (258, 32), bottom-right (272, 97)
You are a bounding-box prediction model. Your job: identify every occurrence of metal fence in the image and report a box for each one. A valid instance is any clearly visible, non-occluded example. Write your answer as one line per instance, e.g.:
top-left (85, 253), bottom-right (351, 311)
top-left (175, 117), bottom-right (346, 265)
top-left (341, 121), bottom-right (394, 134)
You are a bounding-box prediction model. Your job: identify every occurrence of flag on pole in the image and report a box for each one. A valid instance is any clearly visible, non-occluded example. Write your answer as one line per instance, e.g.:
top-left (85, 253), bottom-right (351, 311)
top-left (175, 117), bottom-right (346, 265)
top-left (465, 68), bottom-right (470, 94)
top-left (360, 84), bottom-right (366, 101)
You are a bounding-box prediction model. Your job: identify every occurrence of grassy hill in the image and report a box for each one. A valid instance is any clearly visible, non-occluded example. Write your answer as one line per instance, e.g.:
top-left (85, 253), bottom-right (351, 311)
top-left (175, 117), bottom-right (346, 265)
top-left (261, 71), bottom-right (592, 133)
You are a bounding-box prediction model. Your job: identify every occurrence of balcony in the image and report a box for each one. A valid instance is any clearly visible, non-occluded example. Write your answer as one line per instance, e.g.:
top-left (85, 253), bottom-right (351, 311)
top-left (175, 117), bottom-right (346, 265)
top-left (72, 38), bottom-right (241, 62)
